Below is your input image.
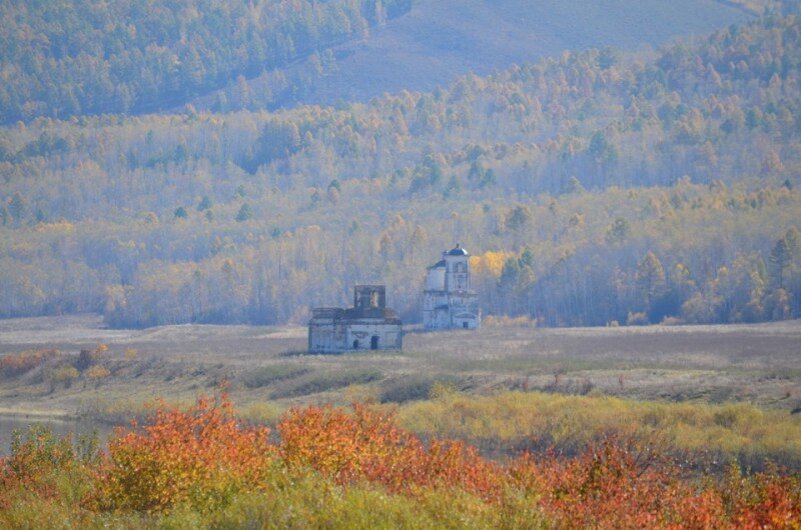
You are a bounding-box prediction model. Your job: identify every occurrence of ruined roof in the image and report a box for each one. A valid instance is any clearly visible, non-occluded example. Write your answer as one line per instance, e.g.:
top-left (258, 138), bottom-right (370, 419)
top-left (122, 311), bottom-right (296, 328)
top-left (427, 259), bottom-right (446, 269)
top-left (344, 306), bottom-right (400, 321)
top-left (309, 306), bottom-right (401, 324)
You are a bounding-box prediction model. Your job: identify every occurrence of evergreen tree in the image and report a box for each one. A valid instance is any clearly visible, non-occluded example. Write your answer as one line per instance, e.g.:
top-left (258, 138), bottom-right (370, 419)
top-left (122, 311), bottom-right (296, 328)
top-left (236, 203), bottom-right (254, 222)
top-left (636, 251), bottom-right (667, 319)
top-left (785, 227), bottom-right (801, 260)
top-left (605, 218), bottom-right (630, 245)
top-left (770, 238), bottom-right (792, 289)
top-left (198, 196), bottom-right (213, 212)
top-left (8, 192), bottom-right (26, 222)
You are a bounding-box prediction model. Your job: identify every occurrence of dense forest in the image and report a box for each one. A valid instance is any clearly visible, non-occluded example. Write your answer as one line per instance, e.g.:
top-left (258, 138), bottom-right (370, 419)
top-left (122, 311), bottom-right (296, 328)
top-left (0, 0), bottom-right (412, 122)
top-left (1, 11), bottom-right (800, 328)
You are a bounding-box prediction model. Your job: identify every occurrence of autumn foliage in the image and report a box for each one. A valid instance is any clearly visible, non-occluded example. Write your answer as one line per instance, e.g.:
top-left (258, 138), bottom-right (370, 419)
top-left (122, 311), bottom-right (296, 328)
top-left (2, 393), bottom-right (801, 527)
top-left (0, 426), bottom-right (86, 509)
top-left (0, 349), bottom-right (59, 378)
top-left (91, 394), bottom-right (274, 513)
top-left (278, 403), bottom-right (505, 501)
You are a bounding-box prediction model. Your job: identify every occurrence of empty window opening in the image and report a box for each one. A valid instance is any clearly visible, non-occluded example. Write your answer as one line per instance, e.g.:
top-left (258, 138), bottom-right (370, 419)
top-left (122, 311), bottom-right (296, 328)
top-left (370, 336), bottom-right (379, 350)
top-left (353, 339), bottom-right (360, 349)
top-left (463, 322), bottom-right (469, 329)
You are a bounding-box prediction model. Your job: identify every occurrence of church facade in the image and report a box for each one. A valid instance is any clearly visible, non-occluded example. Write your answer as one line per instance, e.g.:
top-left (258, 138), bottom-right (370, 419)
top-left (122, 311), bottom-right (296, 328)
top-left (422, 244), bottom-right (481, 330)
top-left (308, 285), bottom-right (403, 353)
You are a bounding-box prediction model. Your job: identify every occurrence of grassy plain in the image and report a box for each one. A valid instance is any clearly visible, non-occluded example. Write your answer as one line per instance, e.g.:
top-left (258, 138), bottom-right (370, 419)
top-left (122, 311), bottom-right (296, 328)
top-left (2, 314), bottom-right (801, 475)
top-left (1, 314), bottom-right (799, 418)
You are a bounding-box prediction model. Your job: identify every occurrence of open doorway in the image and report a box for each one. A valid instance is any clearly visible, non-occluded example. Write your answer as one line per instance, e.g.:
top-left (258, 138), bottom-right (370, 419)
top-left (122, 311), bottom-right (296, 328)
top-left (370, 336), bottom-right (379, 350)
top-left (353, 339), bottom-right (360, 349)
top-left (463, 322), bottom-right (469, 329)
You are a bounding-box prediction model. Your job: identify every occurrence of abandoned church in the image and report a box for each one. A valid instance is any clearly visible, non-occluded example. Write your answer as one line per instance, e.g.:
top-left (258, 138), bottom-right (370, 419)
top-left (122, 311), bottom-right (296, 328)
top-left (308, 285), bottom-right (403, 353)
top-left (422, 244), bottom-right (481, 330)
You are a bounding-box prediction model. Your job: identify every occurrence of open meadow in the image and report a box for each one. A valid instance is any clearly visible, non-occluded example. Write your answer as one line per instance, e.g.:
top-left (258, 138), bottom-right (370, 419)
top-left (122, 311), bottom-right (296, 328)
top-left (1, 314), bottom-right (800, 417)
top-left (2, 315), bottom-right (801, 466)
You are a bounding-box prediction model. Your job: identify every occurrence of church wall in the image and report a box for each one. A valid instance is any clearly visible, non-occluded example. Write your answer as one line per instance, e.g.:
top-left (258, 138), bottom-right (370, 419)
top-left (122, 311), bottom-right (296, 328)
top-left (422, 291), bottom-right (448, 310)
top-left (453, 313), bottom-right (480, 329)
top-left (444, 255), bottom-right (470, 291)
top-left (346, 322), bottom-right (402, 351)
top-left (423, 307), bottom-right (450, 329)
top-left (309, 320), bottom-right (402, 352)
top-left (308, 320), bottom-right (348, 352)
top-left (426, 267), bottom-right (445, 290)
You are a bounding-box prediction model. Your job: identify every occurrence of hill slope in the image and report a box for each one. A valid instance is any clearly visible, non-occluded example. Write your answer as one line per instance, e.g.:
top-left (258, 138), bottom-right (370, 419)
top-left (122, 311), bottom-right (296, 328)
top-left (1, 0), bottom-right (760, 121)
top-left (243, 0), bottom-right (756, 109)
top-left (0, 0), bottom-right (412, 123)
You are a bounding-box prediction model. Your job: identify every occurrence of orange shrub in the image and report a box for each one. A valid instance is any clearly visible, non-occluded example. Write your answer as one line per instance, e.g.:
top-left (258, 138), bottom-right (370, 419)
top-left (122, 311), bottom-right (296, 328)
top-left (0, 349), bottom-right (58, 378)
top-left (509, 438), bottom-right (714, 528)
top-left (509, 436), bottom-right (801, 529)
top-left (725, 466), bottom-right (801, 529)
top-left (91, 393), bottom-right (274, 513)
top-left (0, 425), bottom-right (86, 509)
top-left (278, 403), bottom-right (505, 501)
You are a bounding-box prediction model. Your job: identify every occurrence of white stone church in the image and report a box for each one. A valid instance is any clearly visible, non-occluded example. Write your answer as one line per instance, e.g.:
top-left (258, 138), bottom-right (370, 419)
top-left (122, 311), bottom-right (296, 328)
top-left (422, 244), bottom-right (481, 330)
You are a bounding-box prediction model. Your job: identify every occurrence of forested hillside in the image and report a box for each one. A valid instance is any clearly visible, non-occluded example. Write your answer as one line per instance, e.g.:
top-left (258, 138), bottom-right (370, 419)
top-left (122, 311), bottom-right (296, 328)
top-left (0, 0), bottom-right (769, 122)
top-left (1, 13), bottom-right (800, 328)
top-left (0, 0), bottom-right (411, 122)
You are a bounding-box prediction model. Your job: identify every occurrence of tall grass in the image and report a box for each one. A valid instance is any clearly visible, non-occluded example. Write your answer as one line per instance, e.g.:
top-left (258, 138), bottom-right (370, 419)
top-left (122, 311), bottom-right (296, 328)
top-left (396, 390), bottom-right (801, 470)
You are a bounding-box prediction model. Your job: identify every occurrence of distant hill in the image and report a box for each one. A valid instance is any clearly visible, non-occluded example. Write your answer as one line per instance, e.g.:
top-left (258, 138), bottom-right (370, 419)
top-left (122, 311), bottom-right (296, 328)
top-left (289, 0), bottom-right (756, 106)
top-left (189, 0), bottom-right (766, 112)
top-left (1, 0), bottom-right (763, 122)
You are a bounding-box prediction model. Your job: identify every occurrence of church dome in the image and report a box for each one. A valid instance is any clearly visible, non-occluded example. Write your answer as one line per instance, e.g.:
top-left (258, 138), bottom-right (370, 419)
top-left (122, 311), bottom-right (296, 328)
top-left (447, 244), bottom-right (468, 256)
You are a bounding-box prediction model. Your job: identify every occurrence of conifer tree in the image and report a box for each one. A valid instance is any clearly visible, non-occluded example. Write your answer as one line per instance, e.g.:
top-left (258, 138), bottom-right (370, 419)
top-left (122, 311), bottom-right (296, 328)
top-left (235, 203), bottom-right (253, 222)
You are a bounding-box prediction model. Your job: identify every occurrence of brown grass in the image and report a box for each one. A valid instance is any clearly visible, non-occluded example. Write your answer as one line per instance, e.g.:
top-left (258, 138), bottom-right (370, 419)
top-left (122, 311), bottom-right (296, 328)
top-left (0, 315), bottom-right (799, 424)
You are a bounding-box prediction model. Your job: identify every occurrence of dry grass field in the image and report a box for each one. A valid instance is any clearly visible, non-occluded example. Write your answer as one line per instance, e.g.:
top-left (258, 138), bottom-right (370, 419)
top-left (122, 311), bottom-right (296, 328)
top-left (0, 314), bottom-right (800, 424)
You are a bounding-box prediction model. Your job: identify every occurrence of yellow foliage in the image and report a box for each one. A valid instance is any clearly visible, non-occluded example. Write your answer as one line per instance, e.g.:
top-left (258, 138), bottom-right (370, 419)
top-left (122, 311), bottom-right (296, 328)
top-left (86, 365), bottom-right (110, 380)
top-left (51, 365), bottom-right (79, 383)
top-left (470, 250), bottom-right (514, 278)
top-left (342, 384), bottom-right (379, 404)
top-left (395, 390), bottom-right (801, 465)
top-left (32, 220), bottom-right (75, 233)
top-left (482, 314), bottom-right (535, 327)
top-left (241, 402), bottom-right (283, 424)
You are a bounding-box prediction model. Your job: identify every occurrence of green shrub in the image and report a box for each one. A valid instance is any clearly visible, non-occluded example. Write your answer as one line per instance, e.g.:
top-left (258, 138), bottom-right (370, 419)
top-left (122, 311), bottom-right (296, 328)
top-left (271, 368), bottom-right (383, 398)
top-left (380, 375), bottom-right (460, 403)
top-left (51, 365), bottom-right (80, 389)
top-left (239, 365), bottom-right (310, 389)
